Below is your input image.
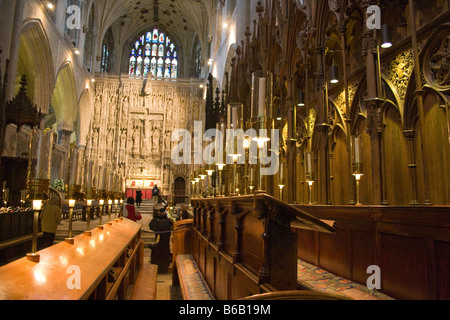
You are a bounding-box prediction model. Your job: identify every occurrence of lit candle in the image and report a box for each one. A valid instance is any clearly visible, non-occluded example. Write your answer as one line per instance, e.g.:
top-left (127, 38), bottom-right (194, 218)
top-left (258, 77), bottom-right (266, 117)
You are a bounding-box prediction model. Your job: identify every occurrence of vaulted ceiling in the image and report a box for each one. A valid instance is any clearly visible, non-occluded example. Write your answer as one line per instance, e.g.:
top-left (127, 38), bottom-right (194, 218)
top-left (93, 0), bottom-right (213, 49)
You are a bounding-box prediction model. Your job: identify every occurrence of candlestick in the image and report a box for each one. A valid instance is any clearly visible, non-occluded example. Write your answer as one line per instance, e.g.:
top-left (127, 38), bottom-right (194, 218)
top-left (27, 200), bottom-right (42, 262)
top-left (85, 199), bottom-right (93, 236)
top-left (65, 199), bottom-right (76, 244)
top-left (258, 77), bottom-right (266, 117)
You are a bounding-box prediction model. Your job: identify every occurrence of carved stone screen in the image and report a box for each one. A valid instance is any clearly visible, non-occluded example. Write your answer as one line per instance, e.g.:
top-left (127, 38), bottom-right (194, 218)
top-left (88, 76), bottom-right (203, 199)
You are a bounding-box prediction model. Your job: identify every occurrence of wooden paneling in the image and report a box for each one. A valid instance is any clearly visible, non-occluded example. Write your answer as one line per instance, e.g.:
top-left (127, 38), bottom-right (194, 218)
top-left (294, 205), bottom-right (450, 300)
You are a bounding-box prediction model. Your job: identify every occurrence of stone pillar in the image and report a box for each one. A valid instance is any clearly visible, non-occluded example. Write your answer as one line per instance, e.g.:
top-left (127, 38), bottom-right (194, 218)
top-left (58, 128), bottom-right (73, 184)
top-left (5, 0), bottom-right (25, 101)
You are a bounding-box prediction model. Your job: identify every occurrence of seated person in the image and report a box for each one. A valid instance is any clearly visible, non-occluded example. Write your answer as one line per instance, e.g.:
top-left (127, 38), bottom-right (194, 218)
top-left (123, 197), bottom-right (142, 222)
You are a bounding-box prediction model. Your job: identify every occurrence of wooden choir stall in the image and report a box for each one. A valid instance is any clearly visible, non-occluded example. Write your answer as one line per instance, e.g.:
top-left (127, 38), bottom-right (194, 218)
top-left (172, 193), bottom-right (349, 300)
top-left (0, 217), bottom-right (156, 300)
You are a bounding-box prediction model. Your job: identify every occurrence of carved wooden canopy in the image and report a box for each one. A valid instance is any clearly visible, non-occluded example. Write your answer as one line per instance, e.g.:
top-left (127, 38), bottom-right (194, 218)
top-left (5, 75), bottom-right (42, 131)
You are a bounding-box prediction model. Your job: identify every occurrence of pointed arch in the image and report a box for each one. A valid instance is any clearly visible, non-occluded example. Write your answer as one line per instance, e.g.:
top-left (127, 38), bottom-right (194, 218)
top-left (51, 62), bottom-right (78, 133)
top-left (17, 19), bottom-right (55, 114)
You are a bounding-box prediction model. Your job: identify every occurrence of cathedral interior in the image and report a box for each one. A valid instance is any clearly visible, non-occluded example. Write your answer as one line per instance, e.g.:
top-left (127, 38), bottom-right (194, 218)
top-left (0, 0), bottom-right (449, 303)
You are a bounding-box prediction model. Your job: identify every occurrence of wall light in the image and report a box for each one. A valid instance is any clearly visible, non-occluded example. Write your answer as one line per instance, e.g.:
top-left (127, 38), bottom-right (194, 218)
top-left (330, 65), bottom-right (339, 84)
top-left (381, 24), bottom-right (392, 49)
top-left (298, 91), bottom-right (305, 107)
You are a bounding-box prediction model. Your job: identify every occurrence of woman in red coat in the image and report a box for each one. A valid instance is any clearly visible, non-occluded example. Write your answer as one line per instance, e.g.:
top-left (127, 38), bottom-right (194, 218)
top-left (123, 197), bottom-right (142, 222)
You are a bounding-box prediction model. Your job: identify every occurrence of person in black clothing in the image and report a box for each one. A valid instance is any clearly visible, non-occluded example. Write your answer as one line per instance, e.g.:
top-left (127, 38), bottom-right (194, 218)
top-left (152, 184), bottom-right (160, 205)
top-left (135, 189), bottom-right (142, 208)
top-left (149, 207), bottom-right (173, 274)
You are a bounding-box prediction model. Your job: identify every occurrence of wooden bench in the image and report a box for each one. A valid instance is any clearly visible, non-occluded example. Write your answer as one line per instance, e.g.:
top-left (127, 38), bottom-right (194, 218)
top-left (176, 254), bottom-right (215, 300)
top-left (297, 259), bottom-right (394, 300)
top-left (129, 263), bottom-right (158, 300)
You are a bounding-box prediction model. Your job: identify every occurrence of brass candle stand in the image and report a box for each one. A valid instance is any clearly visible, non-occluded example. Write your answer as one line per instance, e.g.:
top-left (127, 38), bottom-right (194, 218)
top-left (97, 199), bottom-right (105, 230)
top-left (352, 163), bottom-right (364, 206)
top-left (26, 200), bottom-right (43, 263)
top-left (84, 199), bottom-right (93, 236)
top-left (65, 199), bottom-right (76, 245)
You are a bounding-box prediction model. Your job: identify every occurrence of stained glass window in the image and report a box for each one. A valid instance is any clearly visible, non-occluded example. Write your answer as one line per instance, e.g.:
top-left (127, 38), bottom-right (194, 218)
top-left (129, 28), bottom-right (178, 78)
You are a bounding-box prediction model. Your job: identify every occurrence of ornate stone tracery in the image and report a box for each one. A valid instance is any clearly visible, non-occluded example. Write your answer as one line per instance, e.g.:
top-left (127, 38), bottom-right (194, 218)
top-left (88, 77), bottom-right (202, 196)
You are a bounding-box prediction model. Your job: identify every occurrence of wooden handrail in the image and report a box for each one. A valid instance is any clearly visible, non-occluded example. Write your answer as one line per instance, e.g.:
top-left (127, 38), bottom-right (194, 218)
top-left (0, 218), bottom-right (142, 300)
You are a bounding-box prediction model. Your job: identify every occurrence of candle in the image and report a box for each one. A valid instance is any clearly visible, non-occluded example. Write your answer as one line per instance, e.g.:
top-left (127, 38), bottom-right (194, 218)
top-left (354, 137), bottom-right (360, 163)
top-left (280, 163), bottom-right (284, 179)
top-left (250, 167), bottom-right (254, 183)
top-left (306, 153), bottom-right (312, 174)
top-left (232, 107), bottom-right (238, 129)
top-left (258, 77), bottom-right (266, 117)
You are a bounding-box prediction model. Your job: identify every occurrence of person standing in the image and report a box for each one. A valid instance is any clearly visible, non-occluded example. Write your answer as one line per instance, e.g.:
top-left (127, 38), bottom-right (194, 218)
top-left (136, 188), bottom-right (142, 208)
top-left (152, 184), bottom-right (160, 205)
top-left (123, 197), bottom-right (142, 222)
top-left (39, 198), bottom-right (62, 249)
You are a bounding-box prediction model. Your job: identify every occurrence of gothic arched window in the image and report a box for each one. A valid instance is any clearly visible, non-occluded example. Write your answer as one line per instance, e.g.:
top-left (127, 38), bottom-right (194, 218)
top-left (128, 28), bottom-right (178, 78)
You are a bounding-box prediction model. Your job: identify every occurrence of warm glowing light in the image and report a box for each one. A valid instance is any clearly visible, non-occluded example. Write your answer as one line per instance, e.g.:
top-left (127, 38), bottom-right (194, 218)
top-left (33, 200), bottom-right (43, 211)
top-left (206, 170), bottom-right (214, 176)
top-left (353, 174), bottom-right (363, 181)
top-left (216, 163), bottom-right (226, 171)
top-left (69, 199), bottom-right (76, 208)
top-left (99, 200), bottom-right (105, 205)
top-left (47, 2), bottom-right (54, 9)
top-left (34, 270), bottom-right (47, 284)
top-left (87, 199), bottom-right (93, 207)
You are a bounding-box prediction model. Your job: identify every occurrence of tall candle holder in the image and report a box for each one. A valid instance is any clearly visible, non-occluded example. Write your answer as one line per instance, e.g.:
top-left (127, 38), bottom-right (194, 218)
top-left (216, 163), bottom-right (225, 197)
top-left (84, 199), bottom-right (93, 236)
top-left (114, 199), bottom-right (119, 219)
top-left (353, 163), bottom-right (364, 206)
top-left (65, 199), bottom-right (76, 244)
top-left (107, 199), bottom-right (113, 225)
top-left (20, 190), bottom-right (27, 208)
top-left (250, 71), bottom-right (273, 193)
top-left (227, 103), bottom-right (244, 197)
top-left (26, 129), bottom-right (54, 202)
top-left (3, 188), bottom-right (9, 208)
top-left (352, 135), bottom-right (363, 206)
top-left (26, 200), bottom-right (43, 262)
top-left (206, 165), bottom-right (215, 197)
top-left (305, 151), bottom-right (315, 205)
top-left (97, 199), bottom-right (104, 230)
top-left (249, 165), bottom-right (255, 194)
top-left (278, 160), bottom-right (285, 200)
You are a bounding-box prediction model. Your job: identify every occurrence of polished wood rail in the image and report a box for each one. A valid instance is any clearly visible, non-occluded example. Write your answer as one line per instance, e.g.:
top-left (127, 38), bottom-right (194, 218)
top-left (0, 218), bottom-right (143, 300)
